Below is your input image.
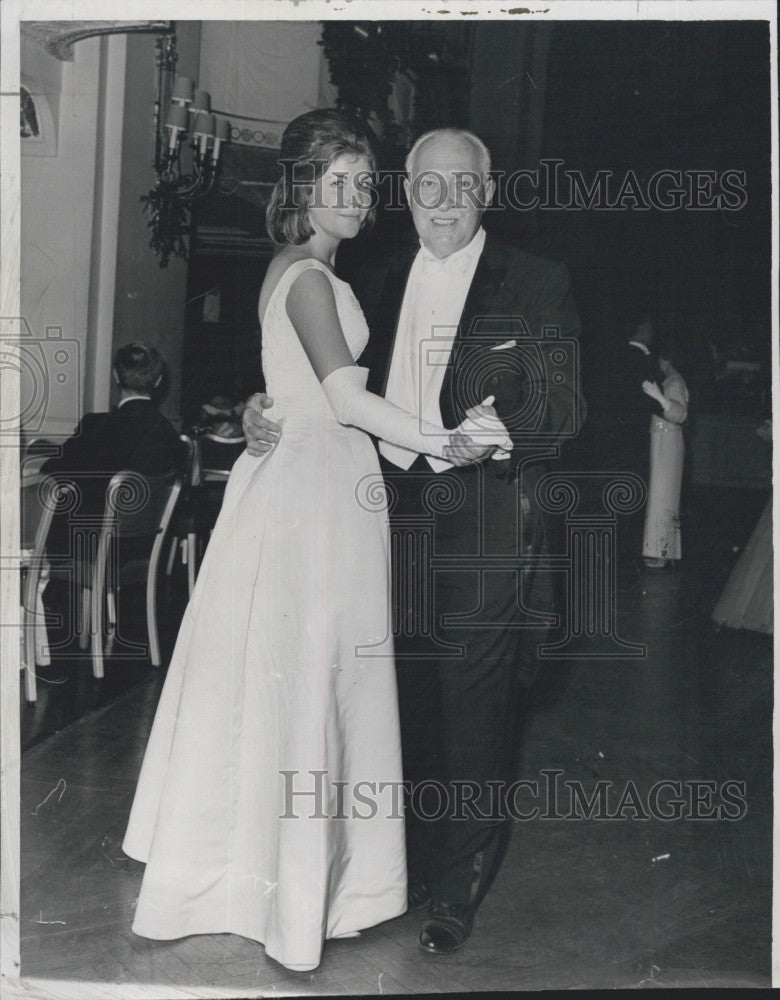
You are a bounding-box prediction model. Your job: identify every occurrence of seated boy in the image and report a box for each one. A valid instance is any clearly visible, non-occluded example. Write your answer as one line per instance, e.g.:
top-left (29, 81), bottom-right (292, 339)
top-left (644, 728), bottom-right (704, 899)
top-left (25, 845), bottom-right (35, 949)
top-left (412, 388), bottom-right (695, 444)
top-left (39, 343), bottom-right (184, 647)
top-left (43, 342), bottom-right (184, 487)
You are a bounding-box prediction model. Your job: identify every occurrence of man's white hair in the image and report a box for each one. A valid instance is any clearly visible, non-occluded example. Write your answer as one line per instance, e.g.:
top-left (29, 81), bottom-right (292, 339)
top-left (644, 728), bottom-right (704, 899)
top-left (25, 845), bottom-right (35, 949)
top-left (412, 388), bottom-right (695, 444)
top-left (405, 128), bottom-right (492, 181)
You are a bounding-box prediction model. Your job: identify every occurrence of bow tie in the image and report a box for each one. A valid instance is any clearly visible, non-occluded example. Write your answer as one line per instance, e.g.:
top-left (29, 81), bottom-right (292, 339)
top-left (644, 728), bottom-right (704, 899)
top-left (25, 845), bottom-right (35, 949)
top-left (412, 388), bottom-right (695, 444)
top-left (418, 248), bottom-right (473, 276)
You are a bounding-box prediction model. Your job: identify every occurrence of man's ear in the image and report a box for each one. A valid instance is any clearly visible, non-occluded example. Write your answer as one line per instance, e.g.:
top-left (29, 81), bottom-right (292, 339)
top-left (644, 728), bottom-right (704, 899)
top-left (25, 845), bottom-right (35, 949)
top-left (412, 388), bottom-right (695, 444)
top-left (112, 368), bottom-right (120, 385)
top-left (154, 374), bottom-right (162, 388)
top-left (403, 176), bottom-right (411, 208)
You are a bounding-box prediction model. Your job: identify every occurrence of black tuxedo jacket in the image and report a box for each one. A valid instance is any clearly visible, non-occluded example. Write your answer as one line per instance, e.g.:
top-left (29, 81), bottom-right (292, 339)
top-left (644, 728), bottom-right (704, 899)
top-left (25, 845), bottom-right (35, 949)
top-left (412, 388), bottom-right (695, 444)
top-left (358, 233), bottom-right (585, 485)
top-left (43, 399), bottom-right (184, 480)
top-left (625, 342), bottom-right (664, 418)
top-left (42, 399), bottom-right (184, 535)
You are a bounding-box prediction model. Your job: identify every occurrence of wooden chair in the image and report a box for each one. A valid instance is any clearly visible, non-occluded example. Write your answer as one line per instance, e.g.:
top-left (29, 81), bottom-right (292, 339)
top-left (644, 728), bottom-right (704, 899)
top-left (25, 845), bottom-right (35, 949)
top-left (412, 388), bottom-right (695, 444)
top-left (164, 435), bottom-right (200, 596)
top-left (164, 432), bottom-right (244, 596)
top-left (23, 436), bottom-right (58, 456)
top-left (196, 431), bottom-right (246, 481)
top-left (88, 469), bottom-right (182, 678)
top-left (21, 436), bottom-right (59, 480)
top-left (20, 475), bottom-right (80, 702)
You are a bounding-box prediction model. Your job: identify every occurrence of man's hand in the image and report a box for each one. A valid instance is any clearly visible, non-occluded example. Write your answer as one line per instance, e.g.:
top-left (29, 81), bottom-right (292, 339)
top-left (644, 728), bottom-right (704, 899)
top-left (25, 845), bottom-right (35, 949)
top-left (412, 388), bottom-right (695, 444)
top-left (446, 396), bottom-right (513, 465)
top-left (242, 393), bottom-right (282, 457)
top-left (443, 431), bottom-right (495, 467)
top-left (642, 380), bottom-right (666, 407)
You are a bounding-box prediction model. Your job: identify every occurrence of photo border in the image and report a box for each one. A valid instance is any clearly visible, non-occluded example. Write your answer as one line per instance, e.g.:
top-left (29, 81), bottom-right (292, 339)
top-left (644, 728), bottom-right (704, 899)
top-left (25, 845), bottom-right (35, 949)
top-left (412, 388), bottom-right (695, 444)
top-left (1, 2), bottom-right (777, 997)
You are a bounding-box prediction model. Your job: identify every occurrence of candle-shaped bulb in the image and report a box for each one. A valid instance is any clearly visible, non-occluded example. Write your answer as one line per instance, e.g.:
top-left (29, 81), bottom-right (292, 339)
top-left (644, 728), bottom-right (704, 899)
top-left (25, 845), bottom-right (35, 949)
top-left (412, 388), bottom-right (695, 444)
top-left (164, 102), bottom-right (189, 151)
top-left (212, 118), bottom-right (230, 163)
top-left (192, 112), bottom-right (216, 159)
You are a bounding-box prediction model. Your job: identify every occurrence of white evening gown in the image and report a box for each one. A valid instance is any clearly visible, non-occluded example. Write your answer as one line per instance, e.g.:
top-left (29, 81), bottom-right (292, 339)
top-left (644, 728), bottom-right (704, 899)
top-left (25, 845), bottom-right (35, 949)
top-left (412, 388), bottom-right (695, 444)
top-left (712, 495), bottom-right (773, 634)
top-left (123, 259), bottom-right (406, 971)
top-left (643, 370), bottom-right (689, 562)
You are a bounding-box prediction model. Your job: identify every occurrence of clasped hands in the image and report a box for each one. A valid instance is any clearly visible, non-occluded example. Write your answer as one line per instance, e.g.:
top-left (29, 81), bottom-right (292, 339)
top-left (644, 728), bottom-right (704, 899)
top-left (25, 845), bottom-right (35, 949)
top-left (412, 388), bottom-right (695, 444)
top-left (446, 395), bottom-right (513, 466)
top-left (242, 393), bottom-right (513, 467)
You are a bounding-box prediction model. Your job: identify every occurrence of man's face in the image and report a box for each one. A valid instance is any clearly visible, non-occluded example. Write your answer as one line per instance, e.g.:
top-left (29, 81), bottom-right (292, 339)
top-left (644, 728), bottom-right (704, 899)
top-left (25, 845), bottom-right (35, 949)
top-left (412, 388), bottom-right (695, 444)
top-left (404, 134), bottom-right (495, 260)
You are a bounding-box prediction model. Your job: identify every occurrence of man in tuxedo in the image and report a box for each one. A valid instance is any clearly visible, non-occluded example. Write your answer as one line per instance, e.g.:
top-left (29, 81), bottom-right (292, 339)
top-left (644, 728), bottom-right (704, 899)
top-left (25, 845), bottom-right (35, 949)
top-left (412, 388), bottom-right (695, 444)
top-left (621, 315), bottom-right (661, 473)
top-left (43, 342), bottom-right (183, 483)
top-left (244, 128), bottom-right (583, 954)
top-left (42, 342), bottom-right (184, 587)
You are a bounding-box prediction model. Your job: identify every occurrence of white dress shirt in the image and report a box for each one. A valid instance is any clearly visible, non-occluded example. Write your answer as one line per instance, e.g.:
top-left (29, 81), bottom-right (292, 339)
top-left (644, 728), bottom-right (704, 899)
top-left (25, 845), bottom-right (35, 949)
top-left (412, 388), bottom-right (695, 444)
top-left (380, 227), bottom-right (486, 472)
top-left (117, 394), bottom-right (152, 408)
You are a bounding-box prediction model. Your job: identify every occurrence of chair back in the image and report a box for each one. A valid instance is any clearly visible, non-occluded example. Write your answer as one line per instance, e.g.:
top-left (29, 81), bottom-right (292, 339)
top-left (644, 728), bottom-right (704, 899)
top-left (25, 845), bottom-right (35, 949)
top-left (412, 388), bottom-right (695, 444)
top-left (196, 433), bottom-right (245, 481)
top-left (21, 437), bottom-right (59, 480)
top-left (21, 475), bottom-right (51, 553)
top-left (22, 476), bottom-right (81, 559)
top-left (21, 476), bottom-right (83, 701)
top-left (88, 470), bottom-right (182, 676)
top-left (179, 433), bottom-right (198, 486)
top-left (23, 436), bottom-right (58, 457)
top-left (103, 469), bottom-right (182, 540)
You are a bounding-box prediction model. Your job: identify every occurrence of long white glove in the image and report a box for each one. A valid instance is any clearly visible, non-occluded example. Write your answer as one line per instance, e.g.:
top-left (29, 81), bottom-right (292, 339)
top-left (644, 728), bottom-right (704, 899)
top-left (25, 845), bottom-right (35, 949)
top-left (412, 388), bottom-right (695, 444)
top-left (322, 366), bottom-right (513, 460)
top-left (323, 366), bottom-right (449, 458)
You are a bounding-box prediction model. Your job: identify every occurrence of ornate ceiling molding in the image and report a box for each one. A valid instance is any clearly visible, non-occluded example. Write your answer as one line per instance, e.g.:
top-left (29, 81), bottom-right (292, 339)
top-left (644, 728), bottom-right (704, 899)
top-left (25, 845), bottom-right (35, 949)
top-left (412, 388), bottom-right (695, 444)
top-left (21, 20), bottom-right (173, 61)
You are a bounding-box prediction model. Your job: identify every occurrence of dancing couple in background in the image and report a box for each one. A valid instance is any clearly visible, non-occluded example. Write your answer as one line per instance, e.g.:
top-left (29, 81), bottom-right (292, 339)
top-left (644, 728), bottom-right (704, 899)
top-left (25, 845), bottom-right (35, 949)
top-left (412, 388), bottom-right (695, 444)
top-left (124, 108), bottom-right (582, 971)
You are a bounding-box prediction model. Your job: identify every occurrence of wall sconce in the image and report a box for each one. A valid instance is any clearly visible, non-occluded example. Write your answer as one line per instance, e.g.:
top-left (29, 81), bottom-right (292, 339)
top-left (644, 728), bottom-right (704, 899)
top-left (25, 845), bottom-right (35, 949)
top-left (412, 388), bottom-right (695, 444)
top-left (142, 26), bottom-right (231, 267)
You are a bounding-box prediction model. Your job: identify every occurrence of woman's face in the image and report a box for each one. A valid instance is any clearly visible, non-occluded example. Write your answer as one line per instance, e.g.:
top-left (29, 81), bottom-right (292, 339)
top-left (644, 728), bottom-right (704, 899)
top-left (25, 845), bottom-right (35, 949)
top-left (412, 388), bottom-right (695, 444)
top-left (659, 357), bottom-right (672, 376)
top-left (307, 152), bottom-right (373, 243)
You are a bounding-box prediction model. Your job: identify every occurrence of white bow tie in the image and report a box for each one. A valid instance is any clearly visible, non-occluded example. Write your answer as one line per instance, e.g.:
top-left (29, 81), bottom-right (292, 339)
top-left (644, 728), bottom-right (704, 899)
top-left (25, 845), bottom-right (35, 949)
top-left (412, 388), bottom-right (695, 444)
top-left (418, 249), bottom-right (472, 276)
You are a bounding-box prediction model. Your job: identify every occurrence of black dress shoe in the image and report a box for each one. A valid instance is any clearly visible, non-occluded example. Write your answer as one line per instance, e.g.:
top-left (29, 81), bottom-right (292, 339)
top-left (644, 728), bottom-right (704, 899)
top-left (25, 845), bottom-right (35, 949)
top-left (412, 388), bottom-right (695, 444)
top-left (417, 900), bottom-right (475, 954)
top-left (407, 876), bottom-right (431, 911)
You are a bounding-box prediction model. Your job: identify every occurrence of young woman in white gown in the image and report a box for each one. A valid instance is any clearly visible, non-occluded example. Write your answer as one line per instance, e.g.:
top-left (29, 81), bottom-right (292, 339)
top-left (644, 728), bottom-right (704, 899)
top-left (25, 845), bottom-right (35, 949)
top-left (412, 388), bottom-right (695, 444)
top-left (122, 109), bottom-right (511, 972)
top-left (641, 345), bottom-right (689, 568)
top-left (712, 419), bottom-right (772, 634)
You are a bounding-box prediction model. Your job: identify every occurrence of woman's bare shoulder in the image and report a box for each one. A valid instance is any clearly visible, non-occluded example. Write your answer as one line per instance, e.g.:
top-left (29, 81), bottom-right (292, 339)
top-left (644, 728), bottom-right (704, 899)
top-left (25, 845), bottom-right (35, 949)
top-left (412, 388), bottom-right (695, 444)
top-left (258, 249), bottom-right (324, 323)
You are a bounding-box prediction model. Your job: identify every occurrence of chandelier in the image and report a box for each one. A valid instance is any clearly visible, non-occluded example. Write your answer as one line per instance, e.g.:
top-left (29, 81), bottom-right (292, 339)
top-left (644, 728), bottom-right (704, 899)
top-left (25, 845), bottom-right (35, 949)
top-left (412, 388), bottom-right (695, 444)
top-left (142, 27), bottom-right (231, 267)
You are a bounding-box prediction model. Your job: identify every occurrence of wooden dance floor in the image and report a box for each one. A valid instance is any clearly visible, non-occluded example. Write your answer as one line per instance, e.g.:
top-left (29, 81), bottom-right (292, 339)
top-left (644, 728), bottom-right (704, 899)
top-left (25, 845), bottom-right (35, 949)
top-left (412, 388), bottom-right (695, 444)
top-left (16, 486), bottom-right (772, 993)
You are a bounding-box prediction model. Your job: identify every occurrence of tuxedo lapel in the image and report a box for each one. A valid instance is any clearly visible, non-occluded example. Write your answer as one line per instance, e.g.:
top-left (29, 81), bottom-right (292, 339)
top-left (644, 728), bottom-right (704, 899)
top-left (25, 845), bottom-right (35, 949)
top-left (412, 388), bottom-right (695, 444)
top-left (366, 246), bottom-right (417, 397)
top-left (439, 238), bottom-right (513, 427)
top-left (455, 244), bottom-right (513, 348)
top-left (371, 237), bottom-right (515, 425)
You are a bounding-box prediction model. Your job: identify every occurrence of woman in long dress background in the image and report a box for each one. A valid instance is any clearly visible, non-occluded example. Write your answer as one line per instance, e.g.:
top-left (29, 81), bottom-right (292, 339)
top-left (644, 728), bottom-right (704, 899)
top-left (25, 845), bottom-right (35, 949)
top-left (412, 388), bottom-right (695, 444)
top-left (641, 341), bottom-right (689, 568)
top-left (122, 109), bottom-right (511, 972)
top-left (712, 419), bottom-right (772, 634)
